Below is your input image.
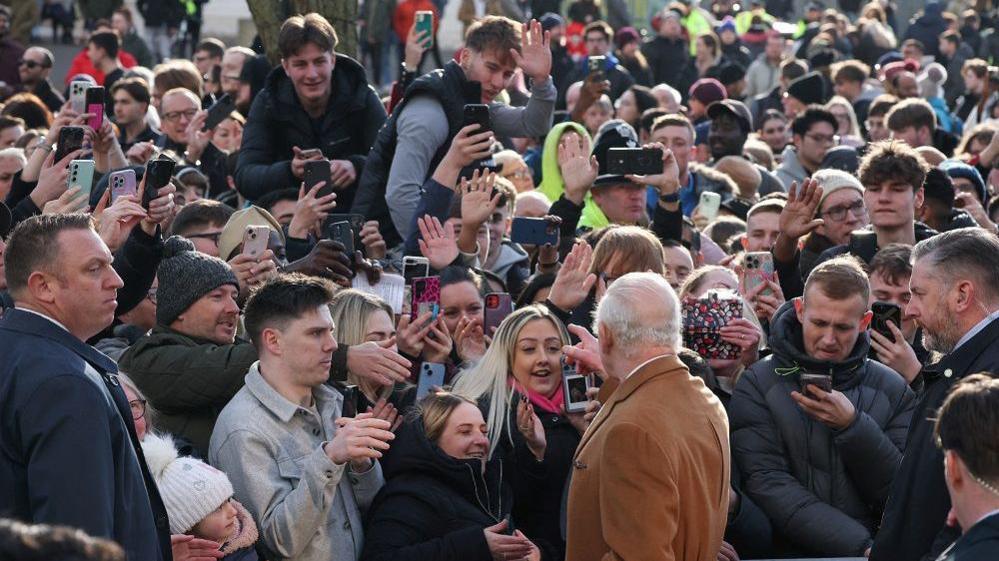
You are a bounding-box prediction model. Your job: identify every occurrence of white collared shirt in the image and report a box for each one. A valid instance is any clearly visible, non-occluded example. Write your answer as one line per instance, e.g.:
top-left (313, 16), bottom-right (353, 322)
top-left (953, 310), bottom-right (999, 352)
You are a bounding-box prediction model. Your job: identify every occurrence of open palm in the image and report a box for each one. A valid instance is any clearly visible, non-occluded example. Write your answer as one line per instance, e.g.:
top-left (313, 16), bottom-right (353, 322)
top-left (417, 215), bottom-right (460, 270)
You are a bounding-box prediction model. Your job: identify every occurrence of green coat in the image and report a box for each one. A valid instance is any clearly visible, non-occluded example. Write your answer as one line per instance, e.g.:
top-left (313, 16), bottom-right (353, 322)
top-left (118, 326), bottom-right (258, 455)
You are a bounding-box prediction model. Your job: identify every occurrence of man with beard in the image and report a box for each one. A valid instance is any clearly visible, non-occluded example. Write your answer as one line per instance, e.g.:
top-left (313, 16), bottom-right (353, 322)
top-left (870, 228), bottom-right (999, 561)
top-left (15, 47), bottom-right (63, 112)
top-left (707, 99), bottom-right (784, 195)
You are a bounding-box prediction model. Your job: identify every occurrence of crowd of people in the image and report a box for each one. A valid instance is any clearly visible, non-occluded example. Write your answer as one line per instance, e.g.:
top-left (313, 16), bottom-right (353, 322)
top-left (2, 0), bottom-right (999, 560)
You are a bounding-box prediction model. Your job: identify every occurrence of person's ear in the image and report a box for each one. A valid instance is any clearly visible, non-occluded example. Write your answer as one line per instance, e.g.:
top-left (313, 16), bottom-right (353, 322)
top-left (793, 296), bottom-right (804, 321)
top-left (859, 309), bottom-right (873, 331)
top-left (262, 326), bottom-right (283, 357)
top-left (952, 280), bottom-right (976, 313)
top-left (597, 322), bottom-right (613, 356)
top-left (944, 449), bottom-right (966, 491)
top-left (25, 270), bottom-right (58, 304)
top-left (914, 187), bottom-right (925, 214)
top-left (280, 58), bottom-right (290, 76)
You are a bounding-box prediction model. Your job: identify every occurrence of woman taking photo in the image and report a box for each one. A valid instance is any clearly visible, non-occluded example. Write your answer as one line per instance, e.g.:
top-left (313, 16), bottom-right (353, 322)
top-left (362, 392), bottom-right (541, 561)
top-left (453, 305), bottom-right (590, 559)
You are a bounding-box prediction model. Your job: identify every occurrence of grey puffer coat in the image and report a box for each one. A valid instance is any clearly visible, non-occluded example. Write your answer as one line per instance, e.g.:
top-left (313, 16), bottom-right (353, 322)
top-left (729, 301), bottom-right (915, 557)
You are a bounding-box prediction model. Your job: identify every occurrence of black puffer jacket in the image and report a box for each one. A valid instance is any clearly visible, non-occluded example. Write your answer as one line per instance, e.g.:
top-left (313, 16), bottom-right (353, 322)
top-left (729, 301), bottom-right (915, 557)
top-left (362, 418), bottom-right (513, 561)
top-left (235, 55), bottom-right (387, 204)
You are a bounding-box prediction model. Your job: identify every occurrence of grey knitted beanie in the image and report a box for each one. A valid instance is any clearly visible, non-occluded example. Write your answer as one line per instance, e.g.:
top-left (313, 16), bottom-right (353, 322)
top-left (156, 236), bottom-right (239, 326)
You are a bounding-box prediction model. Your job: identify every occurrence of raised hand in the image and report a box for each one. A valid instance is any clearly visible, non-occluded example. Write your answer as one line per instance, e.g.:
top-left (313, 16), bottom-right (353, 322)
top-left (780, 179), bottom-right (825, 240)
top-left (288, 181), bottom-right (338, 239)
top-left (93, 189), bottom-right (147, 251)
top-left (870, 321), bottom-right (922, 384)
top-left (346, 339), bottom-right (413, 386)
top-left (454, 315), bottom-right (488, 364)
top-left (509, 19), bottom-right (552, 83)
top-left (31, 148), bottom-right (81, 209)
top-left (42, 186), bottom-right (88, 215)
top-left (516, 394), bottom-right (546, 460)
top-left (558, 134), bottom-right (598, 205)
top-left (417, 215), bottom-right (460, 270)
top-left (436, 124), bottom-right (494, 183)
top-left (405, 19), bottom-right (432, 70)
top-left (360, 220), bottom-right (387, 259)
top-left (563, 324), bottom-right (606, 379)
top-left (460, 169), bottom-right (502, 228)
top-left (548, 241), bottom-right (597, 311)
top-left (141, 181), bottom-right (177, 234)
top-left (184, 110), bottom-right (215, 163)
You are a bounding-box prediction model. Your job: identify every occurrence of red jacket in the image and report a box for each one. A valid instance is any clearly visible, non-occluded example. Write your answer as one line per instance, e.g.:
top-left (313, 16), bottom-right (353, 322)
top-left (393, 0), bottom-right (439, 44)
top-left (64, 49), bottom-right (137, 85)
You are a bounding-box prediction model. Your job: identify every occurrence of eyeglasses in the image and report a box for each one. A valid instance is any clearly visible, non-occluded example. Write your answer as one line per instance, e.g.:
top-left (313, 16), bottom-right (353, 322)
top-left (805, 132), bottom-right (839, 145)
top-left (186, 231), bottom-right (222, 244)
top-left (146, 288), bottom-right (157, 304)
top-left (822, 199), bottom-right (867, 221)
top-left (161, 108), bottom-right (198, 123)
top-left (505, 168), bottom-right (531, 180)
top-left (129, 399), bottom-right (147, 420)
top-left (17, 59), bottom-right (47, 69)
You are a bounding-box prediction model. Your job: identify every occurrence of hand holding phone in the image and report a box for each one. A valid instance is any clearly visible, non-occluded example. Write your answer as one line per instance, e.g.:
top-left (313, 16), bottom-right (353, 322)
top-left (462, 104), bottom-right (491, 134)
top-left (143, 155), bottom-right (176, 209)
top-left (415, 10), bottom-right (434, 47)
top-left (242, 225), bottom-right (270, 259)
top-left (606, 147), bottom-right (664, 176)
top-left (416, 362), bottom-right (446, 399)
top-left (54, 126), bottom-right (85, 163)
top-left (510, 217), bottom-right (559, 246)
top-left (870, 302), bottom-right (902, 344)
top-left (85, 86), bottom-right (105, 131)
top-left (562, 358), bottom-right (592, 414)
top-left (109, 169), bottom-right (138, 202)
top-left (202, 93), bottom-right (236, 131)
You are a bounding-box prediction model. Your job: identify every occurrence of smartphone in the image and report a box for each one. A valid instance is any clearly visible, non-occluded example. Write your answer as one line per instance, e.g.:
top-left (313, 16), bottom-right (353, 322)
top-left (484, 293), bottom-right (513, 334)
top-left (699, 192), bottom-right (722, 223)
top-left (242, 225), bottom-right (270, 259)
top-left (299, 148), bottom-right (322, 159)
top-left (588, 55), bottom-right (606, 82)
top-left (67, 160), bottom-right (96, 199)
top-left (510, 217), bottom-right (559, 247)
top-left (606, 147), bottom-right (663, 175)
top-left (202, 93), bottom-right (235, 131)
top-left (800, 372), bottom-right (832, 397)
top-left (742, 251), bottom-right (775, 297)
top-left (54, 126), bottom-right (85, 163)
top-left (109, 169), bottom-right (137, 202)
top-left (324, 213), bottom-right (366, 250)
top-left (870, 301), bottom-right (902, 344)
top-left (69, 81), bottom-right (89, 114)
top-left (85, 86), bottom-right (104, 130)
top-left (462, 104), bottom-right (491, 133)
top-left (562, 359), bottom-right (591, 414)
top-left (411, 276), bottom-right (441, 322)
top-left (417, 362), bottom-right (446, 400)
top-left (304, 159), bottom-right (332, 197)
top-left (340, 385), bottom-right (359, 417)
top-left (326, 220), bottom-right (355, 254)
top-left (143, 155), bottom-right (176, 208)
top-left (403, 256), bottom-right (430, 285)
top-left (415, 10), bottom-right (434, 48)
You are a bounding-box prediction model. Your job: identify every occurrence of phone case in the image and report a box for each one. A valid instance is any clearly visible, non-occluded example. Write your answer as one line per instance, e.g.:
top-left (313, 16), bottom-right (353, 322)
top-left (588, 56), bottom-right (606, 81)
top-left (510, 217), bottom-right (559, 246)
top-left (411, 276), bottom-right (441, 321)
top-left (242, 225), bottom-right (270, 258)
top-left (800, 372), bottom-right (832, 394)
top-left (67, 160), bottom-right (96, 199)
top-left (143, 156), bottom-right (176, 207)
top-left (462, 104), bottom-right (491, 132)
top-left (85, 87), bottom-right (104, 131)
top-left (417, 362), bottom-right (446, 399)
top-left (484, 293), bottom-right (513, 334)
top-left (70, 82), bottom-right (88, 114)
top-left (606, 148), bottom-right (663, 175)
top-left (54, 126), bottom-right (85, 163)
top-left (109, 170), bottom-right (137, 202)
top-left (870, 302), bottom-right (902, 343)
top-left (324, 220), bottom-right (354, 254)
top-left (304, 159), bottom-right (332, 195)
top-left (682, 290), bottom-right (743, 360)
top-left (324, 213), bottom-right (365, 248)
top-left (203, 94), bottom-right (235, 131)
top-left (742, 252), bottom-right (775, 296)
top-left (699, 192), bottom-right (722, 222)
top-left (403, 257), bottom-right (430, 284)
top-left (415, 11), bottom-right (434, 47)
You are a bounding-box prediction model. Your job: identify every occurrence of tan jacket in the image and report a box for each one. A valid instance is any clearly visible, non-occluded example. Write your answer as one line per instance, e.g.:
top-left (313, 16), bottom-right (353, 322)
top-left (565, 354), bottom-right (730, 561)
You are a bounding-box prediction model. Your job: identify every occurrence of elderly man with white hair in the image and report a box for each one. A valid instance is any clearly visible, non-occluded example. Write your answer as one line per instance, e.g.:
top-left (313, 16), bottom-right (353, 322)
top-left (564, 272), bottom-right (731, 561)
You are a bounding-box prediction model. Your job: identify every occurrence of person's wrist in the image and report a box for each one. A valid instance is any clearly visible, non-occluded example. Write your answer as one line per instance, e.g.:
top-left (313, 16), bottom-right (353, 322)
top-left (658, 179), bottom-right (680, 194)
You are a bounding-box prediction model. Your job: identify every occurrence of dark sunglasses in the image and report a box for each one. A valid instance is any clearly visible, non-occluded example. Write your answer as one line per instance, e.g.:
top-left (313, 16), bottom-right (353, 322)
top-left (17, 59), bottom-right (48, 69)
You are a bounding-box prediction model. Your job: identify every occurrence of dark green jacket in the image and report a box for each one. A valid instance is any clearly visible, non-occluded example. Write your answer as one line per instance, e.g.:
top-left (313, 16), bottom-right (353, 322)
top-left (118, 326), bottom-right (258, 455)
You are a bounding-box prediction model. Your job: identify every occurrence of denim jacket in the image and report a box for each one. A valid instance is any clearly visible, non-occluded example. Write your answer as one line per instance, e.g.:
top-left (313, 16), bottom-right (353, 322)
top-left (209, 362), bottom-right (384, 561)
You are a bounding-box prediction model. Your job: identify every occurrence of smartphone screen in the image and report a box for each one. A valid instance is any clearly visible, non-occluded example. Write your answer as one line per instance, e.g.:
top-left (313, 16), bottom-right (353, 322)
top-left (202, 93), bottom-right (235, 131)
top-left (415, 11), bottom-right (434, 47)
top-left (54, 126), bottom-right (85, 163)
top-left (85, 87), bottom-right (104, 130)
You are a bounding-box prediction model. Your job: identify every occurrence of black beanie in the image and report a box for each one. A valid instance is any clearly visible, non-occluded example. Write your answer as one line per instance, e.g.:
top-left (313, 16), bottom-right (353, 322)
top-left (155, 236), bottom-right (239, 326)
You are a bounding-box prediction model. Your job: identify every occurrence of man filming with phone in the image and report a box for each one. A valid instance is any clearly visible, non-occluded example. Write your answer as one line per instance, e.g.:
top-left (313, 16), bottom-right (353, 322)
top-left (729, 257), bottom-right (915, 558)
top-left (236, 13), bottom-right (387, 207)
top-left (354, 16), bottom-right (556, 248)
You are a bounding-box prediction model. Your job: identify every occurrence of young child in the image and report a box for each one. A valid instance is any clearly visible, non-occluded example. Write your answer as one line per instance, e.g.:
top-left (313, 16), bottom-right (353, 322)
top-left (143, 433), bottom-right (260, 561)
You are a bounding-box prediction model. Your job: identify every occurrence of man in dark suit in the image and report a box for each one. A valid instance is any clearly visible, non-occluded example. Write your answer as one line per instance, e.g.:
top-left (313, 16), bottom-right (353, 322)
top-left (871, 228), bottom-right (999, 561)
top-left (0, 214), bottom-right (171, 561)
top-left (934, 373), bottom-right (999, 561)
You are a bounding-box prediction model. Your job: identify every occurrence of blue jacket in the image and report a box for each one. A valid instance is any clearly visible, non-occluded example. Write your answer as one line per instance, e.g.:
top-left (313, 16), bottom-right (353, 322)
top-left (0, 309), bottom-right (171, 561)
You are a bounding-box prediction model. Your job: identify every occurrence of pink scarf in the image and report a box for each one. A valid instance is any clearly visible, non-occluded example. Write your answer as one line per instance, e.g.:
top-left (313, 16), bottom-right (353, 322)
top-left (511, 378), bottom-right (565, 415)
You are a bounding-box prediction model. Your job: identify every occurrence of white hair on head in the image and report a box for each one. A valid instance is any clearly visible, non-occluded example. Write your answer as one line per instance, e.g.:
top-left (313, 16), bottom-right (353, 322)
top-left (594, 272), bottom-right (681, 355)
top-left (0, 147), bottom-right (26, 167)
top-left (651, 83), bottom-right (681, 105)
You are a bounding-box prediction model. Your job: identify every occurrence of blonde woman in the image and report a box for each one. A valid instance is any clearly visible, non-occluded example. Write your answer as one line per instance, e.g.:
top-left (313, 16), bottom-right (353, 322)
top-left (825, 96), bottom-right (864, 148)
top-left (329, 289), bottom-right (450, 413)
top-left (452, 305), bottom-right (586, 558)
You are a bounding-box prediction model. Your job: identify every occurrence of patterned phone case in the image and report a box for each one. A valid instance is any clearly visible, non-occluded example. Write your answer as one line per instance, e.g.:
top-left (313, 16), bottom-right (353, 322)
top-left (682, 290), bottom-right (743, 360)
top-left (411, 276), bottom-right (441, 321)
